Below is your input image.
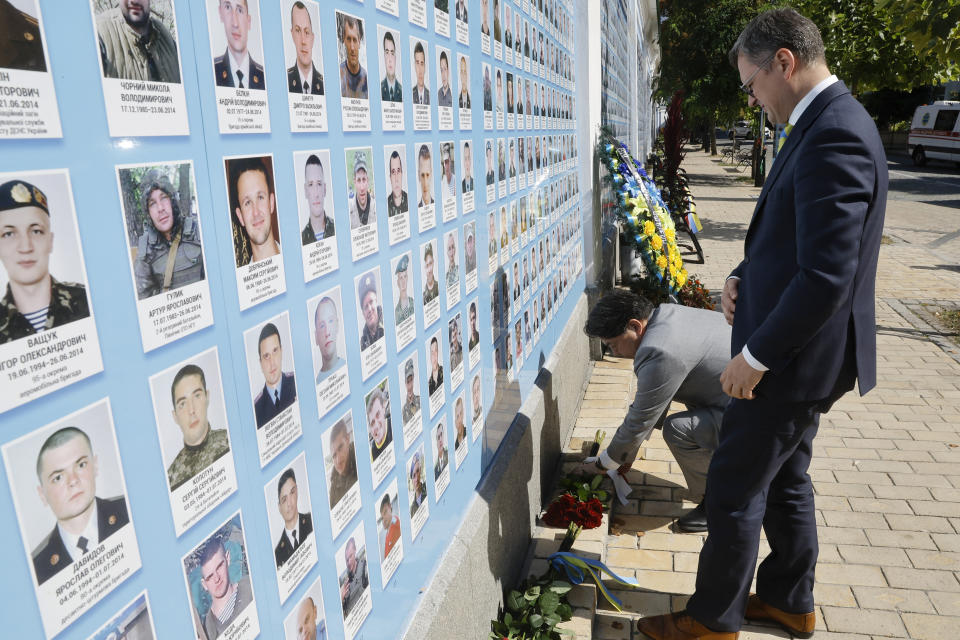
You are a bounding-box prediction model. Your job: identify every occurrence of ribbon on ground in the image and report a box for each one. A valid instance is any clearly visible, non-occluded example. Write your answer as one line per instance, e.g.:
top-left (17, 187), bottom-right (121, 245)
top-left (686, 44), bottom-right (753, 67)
top-left (548, 552), bottom-right (639, 612)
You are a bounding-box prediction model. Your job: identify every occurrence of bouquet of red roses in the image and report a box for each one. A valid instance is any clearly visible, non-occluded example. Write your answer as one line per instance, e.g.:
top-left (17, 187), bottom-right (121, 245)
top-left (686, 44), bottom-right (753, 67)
top-left (542, 493), bottom-right (604, 529)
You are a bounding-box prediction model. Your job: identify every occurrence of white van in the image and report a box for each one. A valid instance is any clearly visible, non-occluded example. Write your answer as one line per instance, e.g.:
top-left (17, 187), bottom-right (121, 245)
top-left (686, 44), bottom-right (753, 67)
top-left (907, 101), bottom-right (960, 166)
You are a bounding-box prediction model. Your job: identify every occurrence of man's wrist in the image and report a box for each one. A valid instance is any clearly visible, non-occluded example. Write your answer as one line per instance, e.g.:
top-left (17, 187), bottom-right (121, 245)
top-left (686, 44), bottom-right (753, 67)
top-left (597, 449), bottom-right (619, 471)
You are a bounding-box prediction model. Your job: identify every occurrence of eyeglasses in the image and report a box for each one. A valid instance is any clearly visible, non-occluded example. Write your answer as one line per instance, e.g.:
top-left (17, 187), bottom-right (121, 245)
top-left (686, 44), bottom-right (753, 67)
top-left (739, 53), bottom-right (776, 97)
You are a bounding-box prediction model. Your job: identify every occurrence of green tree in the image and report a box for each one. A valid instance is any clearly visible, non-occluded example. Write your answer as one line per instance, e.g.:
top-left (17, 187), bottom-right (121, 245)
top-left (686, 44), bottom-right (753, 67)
top-left (876, 0), bottom-right (960, 75)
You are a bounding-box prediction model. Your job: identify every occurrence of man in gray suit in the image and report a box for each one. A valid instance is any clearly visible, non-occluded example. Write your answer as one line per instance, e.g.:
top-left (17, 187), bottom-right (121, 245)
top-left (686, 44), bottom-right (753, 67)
top-left (581, 290), bottom-right (730, 532)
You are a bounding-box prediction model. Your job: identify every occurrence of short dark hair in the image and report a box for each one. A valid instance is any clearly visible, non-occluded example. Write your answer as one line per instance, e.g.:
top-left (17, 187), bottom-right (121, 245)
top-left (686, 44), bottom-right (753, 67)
top-left (171, 364), bottom-right (207, 405)
top-left (230, 156), bottom-right (274, 203)
top-left (278, 468), bottom-right (296, 500)
top-left (305, 153), bottom-right (324, 175)
top-left (728, 8), bottom-right (825, 68)
top-left (291, 1), bottom-right (310, 25)
top-left (390, 150), bottom-right (402, 170)
top-left (258, 322), bottom-right (281, 353)
top-left (418, 143), bottom-right (431, 163)
top-left (36, 427), bottom-right (91, 479)
top-left (440, 51), bottom-right (448, 66)
top-left (331, 417), bottom-right (350, 443)
top-left (414, 41), bottom-right (425, 58)
top-left (340, 14), bottom-right (363, 41)
top-left (382, 30), bottom-right (395, 50)
top-left (380, 493), bottom-right (391, 511)
top-left (198, 536), bottom-right (226, 569)
top-left (583, 290), bottom-right (654, 339)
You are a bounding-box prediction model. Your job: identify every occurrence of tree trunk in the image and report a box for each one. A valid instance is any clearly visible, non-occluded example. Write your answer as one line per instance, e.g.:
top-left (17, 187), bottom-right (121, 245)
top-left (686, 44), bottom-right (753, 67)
top-left (709, 113), bottom-right (718, 156)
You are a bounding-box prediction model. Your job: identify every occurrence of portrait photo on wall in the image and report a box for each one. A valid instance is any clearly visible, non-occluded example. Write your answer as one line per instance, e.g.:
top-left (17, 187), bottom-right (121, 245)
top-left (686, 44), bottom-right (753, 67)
top-left (390, 251), bottom-right (416, 350)
top-left (420, 237), bottom-right (440, 327)
top-left (409, 35), bottom-right (431, 130)
top-left (181, 512), bottom-right (260, 640)
top-left (283, 575), bottom-right (327, 640)
top-left (322, 410), bottom-right (361, 538)
top-left (374, 477), bottom-right (403, 587)
top-left (2, 398), bottom-right (142, 638)
top-left (414, 141), bottom-right (435, 232)
top-left (377, 24), bottom-right (404, 131)
top-left (355, 266), bottom-right (387, 380)
top-left (430, 417), bottom-right (451, 500)
top-left (439, 141), bottom-right (457, 222)
top-left (406, 444), bottom-right (429, 538)
top-left (337, 522), bottom-right (373, 640)
top-left (115, 161), bottom-right (213, 352)
top-left (0, 169), bottom-right (103, 414)
top-left (264, 452), bottom-right (318, 603)
top-left (383, 143), bottom-right (410, 246)
top-left (398, 352), bottom-right (423, 449)
top-left (364, 377), bottom-right (396, 488)
top-left (435, 45), bottom-right (453, 129)
top-left (345, 146), bottom-right (379, 261)
top-left (460, 139), bottom-right (475, 213)
top-left (293, 149), bottom-right (339, 282)
top-left (281, 0), bottom-right (328, 132)
top-left (87, 590), bottom-right (157, 640)
top-left (335, 9), bottom-right (371, 130)
top-left (149, 346), bottom-right (238, 536)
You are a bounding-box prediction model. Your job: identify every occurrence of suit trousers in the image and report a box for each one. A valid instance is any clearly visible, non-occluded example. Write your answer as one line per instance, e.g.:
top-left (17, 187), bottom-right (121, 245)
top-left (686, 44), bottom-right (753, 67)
top-left (685, 395), bottom-right (822, 632)
top-left (662, 407), bottom-right (722, 503)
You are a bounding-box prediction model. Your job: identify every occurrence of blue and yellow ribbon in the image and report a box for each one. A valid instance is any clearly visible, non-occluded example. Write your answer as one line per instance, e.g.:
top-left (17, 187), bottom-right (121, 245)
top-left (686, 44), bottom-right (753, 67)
top-left (548, 552), bottom-right (639, 612)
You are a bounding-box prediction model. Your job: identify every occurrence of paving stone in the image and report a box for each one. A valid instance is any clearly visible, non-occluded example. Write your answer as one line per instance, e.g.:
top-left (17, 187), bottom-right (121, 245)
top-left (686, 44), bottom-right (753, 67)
top-left (864, 528), bottom-right (937, 551)
top-left (814, 583), bottom-right (858, 607)
top-left (633, 569), bottom-right (697, 594)
top-left (820, 606), bottom-right (908, 637)
top-left (816, 563), bottom-right (887, 587)
top-left (850, 585), bottom-right (935, 613)
top-left (838, 544), bottom-right (912, 567)
top-left (906, 548), bottom-right (960, 571)
top-left (606, 547), bottom-right (672, 572)
top-left (901, 612), bottom-right (960, 640)
top-left (885, 513), bottom-right (954, 533)
top-left (883, 566), bottom-right (960, 592)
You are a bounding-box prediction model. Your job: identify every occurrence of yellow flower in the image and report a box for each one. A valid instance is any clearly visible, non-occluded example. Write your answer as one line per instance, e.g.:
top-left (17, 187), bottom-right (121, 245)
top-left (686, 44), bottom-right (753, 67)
top-left (643, 220), bottom-right (655, 236)
top-left (665, 228), bottom-right (676, 243)
top-left (677, 272), bottom-right (687, 288)
top-left (656, 255), bottom-right (667, 269)
top-left (651, 235), bottom-right (663, 250)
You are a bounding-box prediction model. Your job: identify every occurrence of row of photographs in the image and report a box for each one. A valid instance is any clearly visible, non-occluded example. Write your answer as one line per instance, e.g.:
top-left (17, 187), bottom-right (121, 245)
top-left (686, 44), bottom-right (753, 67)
top-left (3, 0), bottom-right (576, 139)
top-left (0, 145), bottom-right (578, 412)
top-left (2, 207), bottom-right (584, 639)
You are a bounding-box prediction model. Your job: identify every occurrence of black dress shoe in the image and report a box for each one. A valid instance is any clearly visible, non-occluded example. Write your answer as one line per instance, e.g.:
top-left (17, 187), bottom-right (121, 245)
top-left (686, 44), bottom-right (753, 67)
top-left (676, 502), bottom-right (707, 533)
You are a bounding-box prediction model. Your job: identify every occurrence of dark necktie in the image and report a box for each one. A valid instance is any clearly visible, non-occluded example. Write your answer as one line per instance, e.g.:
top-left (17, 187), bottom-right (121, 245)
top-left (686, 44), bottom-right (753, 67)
top-left (303, 79), bottom-right (309, 94)
top-left (236, 69), bottom-right (244, 88)
top-left (292, 530), bottom-right (299, 548)
top-left (77, 536), bottom-right (89, 554)
top-left (274, 389), bottom-right (280, 406)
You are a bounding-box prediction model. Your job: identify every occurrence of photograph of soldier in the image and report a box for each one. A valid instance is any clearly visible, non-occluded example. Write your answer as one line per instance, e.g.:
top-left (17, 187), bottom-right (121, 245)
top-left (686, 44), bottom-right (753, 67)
top-left (401, 356), bottom-right (421, 425)
top-left (444, 229), bottom-right (459, 287)
top-left (299, 153), bottom-right (334, 246)
top-left (482, 64), bottom-right (492, 111)
top-left (471, 373), bottom-right (482, 422)
top-left (336, 11), bottom-right (367, 99)
top-left (394, 254), bottom-right (414, 323)
top-left (357, 269), bottom-right (383, 351)
top-left (118, 164), bottom-right (204, 300)
top-left (436, 49), bottom-right (452, 107)
top-left (448, 313), bottom-right (462, 371)
top-left (338, 534), bottom-right (369, 617)
top-left (184, 515), bottom-right (256, 640)
top-left (506, 72), bottom-right (514, 114)
top-left (213, 0), bottom-right (265, 89)
top-left (386, 148), bottom-right (408, 217)
top-left (454, 396), bottom-right (466, 450)
top-left (411, 39), bottom-right (429, 104)
top-left (164, 362), bottom-right (231, 491)
top-left (365, 383), bottom-right (393, 461)
top-left (468, 301), bottom-right (480, 350)
top-left (455, 0), bottom-right (467, 22)
top-left (457, 54), bottom-right (470, 108)
top-left (0, 176), bottom-right (90, 344)
top-left (285, 0), bottom-right (323, 94)
top-left (417, 143), bottom-right (434, 207)
top-left (251, 321), bottom-right (297, 428)
top-left (461, 141), bottom-right (474, 193)
top-left (441, 142), bottom-right (456, 208)
top-left (94, 0), bottom-right (182, 83)
top-left (421, 240), bottom-right (439, 304)
top-left (226, 155), bottom-right (280, 267)
top-left (285, 582), bottom-right (327, 640)
top-left (503, 4), bottom-right (512, 48)
top-left (326, 415), bottom-right (358, 508)
top-left (273, 466), bottom-right (313, 568)
top-left (480, 0), bottom-right (489, 36)
top-left (488, 212), bottom-right (497, 257)
top-left (90, 592), bottom-right (156, 640)
top-left (378, 489), bottom-right (401, 559)
top-left (495, 69), bottom-right (503, 117)
top-left (465, 222), bottom-right (477, 274)
top-left (428, 334), bottom-right (443, 394)
top-left (485, 141), bottom-right (495, 185)
top-left (408, 449), bottom-right (427, 517)
top-left (347, 148), bottom-right (376, 229)
top-left (509, 139), bottom-right (517, 178)
top-left (0, 0), bottom-right (46, 72)
top-left (312, 292), bottom-right (345, 383)
top-left (432, 421), bottom-right (448, 479)
top-left (493, 0), bottom-right (501, 41)
top-left (379, 28), bottom-right (401, 102)
top-left (497, 139), bottom-right (505, 182)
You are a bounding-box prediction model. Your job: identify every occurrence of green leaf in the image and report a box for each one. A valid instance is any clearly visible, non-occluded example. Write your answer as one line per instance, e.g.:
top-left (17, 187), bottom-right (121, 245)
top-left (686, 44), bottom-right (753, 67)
top-left (544, 612), bottom-right (562, 628)
top-left (529, 613), bottom-right (544, 628)
top-left (504, 611), bottom-right (514, 626)
top-left (556, 603), bottom-right (573, 619)
top-left (507, 591), bottom-right (525, 612)
top-left (524, 586), bottom-right (541, 601)
top-left (539, 591), bottom-right (560, 615)
top-left (595, 489), bottom-right (608, 501)
top-left (590, 474), bottom-right (602, 490)
top-left (548, 581), bottom-right (572, 595)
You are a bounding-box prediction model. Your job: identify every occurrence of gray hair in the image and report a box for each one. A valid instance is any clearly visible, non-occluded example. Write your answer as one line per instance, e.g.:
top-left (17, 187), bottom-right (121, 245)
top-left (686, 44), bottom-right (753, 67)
top-left (728, 8), bottom-right (825, 69)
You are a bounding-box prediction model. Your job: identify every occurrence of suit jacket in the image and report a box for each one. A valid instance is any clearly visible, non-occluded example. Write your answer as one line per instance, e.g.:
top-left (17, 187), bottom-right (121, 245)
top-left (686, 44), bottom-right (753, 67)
top-left (254, 372), bottom-right (297, 428)
top-left (32, 495), bottom-right (130, 586)
top-left (274, 512), bottom-right (314, 567)
top-left (214, 50), bottom-right (265, 89)
top-left (730, 81), bottom-right (887, 403)
top-left (288, 64), bottom-right (324, 94)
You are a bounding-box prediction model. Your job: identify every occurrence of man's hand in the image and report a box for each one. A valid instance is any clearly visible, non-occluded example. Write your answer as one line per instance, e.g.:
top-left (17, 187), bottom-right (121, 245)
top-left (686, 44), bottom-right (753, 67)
top-left (720, 353), bottom-right (765, 400)
top-left (721, 278), bottom-right (739, 326)
top-left (576, 456), bottom-right (603, 476)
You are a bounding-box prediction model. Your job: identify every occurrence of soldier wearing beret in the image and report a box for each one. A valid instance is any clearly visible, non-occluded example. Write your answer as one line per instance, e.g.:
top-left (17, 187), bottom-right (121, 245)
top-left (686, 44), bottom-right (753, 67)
top-left (134, 170), bottom-right (204, 300)
top-left (97, 0), bottom-right (181, 83)
top-left (348, 150), bottom-right (376, 229)
top-left (358, 272), bottom-right (383, 350)
top-left (0, 0), bottom-right (46, 72)
top-left (402, 358), bottom-right (420, 424)
top-left (0, 179), bottom-right (90, 345)
top-left (394, 255), bottom-right (414, 324)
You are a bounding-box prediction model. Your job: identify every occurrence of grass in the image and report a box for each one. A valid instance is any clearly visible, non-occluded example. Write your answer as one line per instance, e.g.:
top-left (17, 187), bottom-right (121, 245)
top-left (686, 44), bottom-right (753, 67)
top-left (881, 235), bottom-right (894, 245)
top-left (936, 309), bottom-right (960, 334)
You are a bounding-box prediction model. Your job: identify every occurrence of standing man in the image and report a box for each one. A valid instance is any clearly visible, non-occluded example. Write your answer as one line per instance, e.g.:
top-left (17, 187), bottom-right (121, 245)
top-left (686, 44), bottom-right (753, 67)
top-left (252, 322), bottom-right (297, 428)
top-left (338, 14), bottom-right (367, 99)
top-left (287, 1), bottom-right (324, 95)
top-left (314, 296), bottom-right (344, 382)
top-left (637, 9), bottom-right (887, 640)
top-left (0, 180), bottom-right (89, 344)
top-left (301, 154), bottom-right (334, 245)
top-left (214, 0), bottom-right (264, 89)
top-left (437, 51), bottom-right (452, 107)
top-left (231, 157), bottom-right (280, 265)
top-left (97, 0), bottom-right (181, 83)
top-left (31, 427), bottom-right (130, 585)
top-left (402, 358), bottom-right (421, 423)
top-left (358, 273), bottom-right (383, 350)
top-left (198, 537), bottom-right (254, 639)
top-left (394, 256), bottom-right (414, 324)
top-left (387, 151), bottom-right (408, 218)
top-left (273, 468), bottom-right (313, 568)
top-left (380, 31), bottom-right (402, 102)
top-left (348, 151), bottom-right (376, 229)
top-left (412, 41), bottom-right (430, 105)
top-left (167, 364), bottom-right (231, 491)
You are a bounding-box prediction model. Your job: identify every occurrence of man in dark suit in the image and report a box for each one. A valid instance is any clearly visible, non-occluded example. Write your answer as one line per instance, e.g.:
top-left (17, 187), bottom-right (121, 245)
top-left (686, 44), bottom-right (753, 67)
top-left (253, 323), bottom-right (297, 428)
top-left (637, 9), bottom-right (887, 640)
top-left (274, 468), bottom-right (313, 568)
top-left (32, 427), bottom-right (130, 586)
top-left (213, 0), bottom-right (265, 90)
top-left (286, 1), bottom-right (323, 95)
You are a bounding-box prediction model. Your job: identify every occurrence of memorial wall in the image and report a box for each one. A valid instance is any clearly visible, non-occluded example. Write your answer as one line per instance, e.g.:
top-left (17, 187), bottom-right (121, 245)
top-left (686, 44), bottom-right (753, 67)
top-left (0, 0), bottom-right (584, 638)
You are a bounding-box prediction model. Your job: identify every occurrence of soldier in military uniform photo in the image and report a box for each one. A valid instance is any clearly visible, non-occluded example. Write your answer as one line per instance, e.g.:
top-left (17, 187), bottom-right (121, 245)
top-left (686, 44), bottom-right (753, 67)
top-left (327, 417), bottom-right (358, 508)
top-left (300, 154), bottom-right (335, 246)
top-left (433, 422), bottom-right (448, 479)
top-left (402, 358), bottom-right (420, 424)
top-left (348, 149), bottom-right (376, 229)
top-left (386, 150), bottom-right (408, 218)
top-left (287, 1), bottom-right (323, 94)
top-left (394, 255), bottom-right (414, 324)
top-left (166, 364), bottom-right (231, 492)
top-left (366, 386), bottom-right (392, 462)
top-left (380, 29), bottom-right (402, 102)
top-left (448, 315), bottom-right (463, 371)
top-left (0, 0), bottom-right (46, 73)
top-left (428, 336), bottom-right (443, 394)
top-left (339, 536), bottom-right (369, 616)
top-left (213, 0), bottom-right (265, 89)
top-left (445, 231), bottom-right (459, 287)
top-left (252, 322), bottom-right (297, 428)
top-left (313, 295), bottom-right (344, 382)
top-left (274, 467), bottom-right (313, 568)
top-left (422, 243), bottom-right (439, 304)
top-left (0, 179), bottom-right (90, 345)
top-left (358, 271), bottom-right (384, 351)
top-left (96, 0), bottom-right (182, 83)
top-left (130, 168), bottom-right (204, 300)
top-left (29, 426), bottom-right (130, 586)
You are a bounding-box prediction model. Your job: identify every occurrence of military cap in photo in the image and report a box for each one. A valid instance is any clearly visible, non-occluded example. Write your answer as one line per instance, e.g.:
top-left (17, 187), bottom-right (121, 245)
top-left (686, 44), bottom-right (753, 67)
top-left (405, 358), bottom-right (415, 379)
top-left (395, 254), bottom-right (410, 274)
top-left (0, 180), bottom-right (49, 215)
top-left (353, 150), bottom-right (368, 175)
top-left (359, 272), bottom-right (377, 303)
top-left (139, 169), bottom-right (178, 212)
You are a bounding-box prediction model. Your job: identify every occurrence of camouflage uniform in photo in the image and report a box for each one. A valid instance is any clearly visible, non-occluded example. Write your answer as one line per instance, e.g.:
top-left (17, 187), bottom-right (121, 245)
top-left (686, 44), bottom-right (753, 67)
top-left (0, 278), bottom-right (89, 345)
top-left (167, 428), bottom-right (230, 492)
top-left (96, 7), bottom-right (181, 83)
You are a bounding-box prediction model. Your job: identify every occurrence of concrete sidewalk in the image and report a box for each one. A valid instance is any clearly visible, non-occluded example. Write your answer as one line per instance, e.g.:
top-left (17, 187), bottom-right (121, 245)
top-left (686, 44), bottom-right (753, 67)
top-left (570, 146), bottom-right (960, 639)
